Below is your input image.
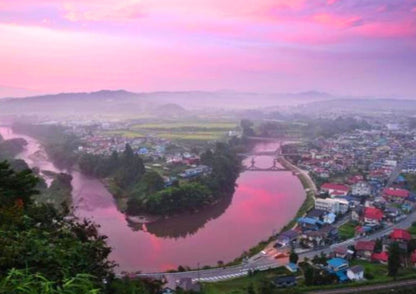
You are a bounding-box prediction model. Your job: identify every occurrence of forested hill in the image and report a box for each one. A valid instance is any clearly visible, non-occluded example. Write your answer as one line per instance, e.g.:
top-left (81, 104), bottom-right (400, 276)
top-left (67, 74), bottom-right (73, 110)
top-left (0, 161), bottom-right (165, 293)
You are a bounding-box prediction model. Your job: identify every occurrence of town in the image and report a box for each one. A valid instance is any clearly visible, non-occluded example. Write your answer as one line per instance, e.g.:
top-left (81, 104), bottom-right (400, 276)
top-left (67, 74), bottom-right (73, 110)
top-left (249, 121), bottom-right (416, 292)
top-left (149, 118), bottom-right (416, 293)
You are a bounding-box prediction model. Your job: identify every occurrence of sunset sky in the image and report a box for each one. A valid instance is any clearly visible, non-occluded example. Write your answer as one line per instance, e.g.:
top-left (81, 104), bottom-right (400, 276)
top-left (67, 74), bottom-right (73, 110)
top-left (1, 0), bottom-right (416, 97)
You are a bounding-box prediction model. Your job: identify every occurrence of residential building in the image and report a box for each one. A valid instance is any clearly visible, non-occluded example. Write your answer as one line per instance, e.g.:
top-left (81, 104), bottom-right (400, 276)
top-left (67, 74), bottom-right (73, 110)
top-left (363, 207), bottom-right (384, 225)
top-left (383, 187), bottom-right (410, 203)
top-left (355, 240), bottom-right (375, 260)
top-left (351, 182), bottom-right (371, 197)
top-left (321, 183), bottom-right (350, 197)
top-left (315, 198), bottom-right (349, 214)
top-left (347, 265), bottom-right (364, 281)
top-left (371, 252), bottom-right (389, 264)
top-left (327, 258), bottom-right (349, 272)
top-left (389, 229), bottom-right (411, 243)
top-left (275, 230), bottom-right (299, 248)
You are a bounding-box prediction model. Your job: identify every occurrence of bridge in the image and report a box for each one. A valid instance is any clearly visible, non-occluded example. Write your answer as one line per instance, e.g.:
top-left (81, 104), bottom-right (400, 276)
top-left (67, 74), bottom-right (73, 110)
top-left (239, 151), bottom-right (303, 158)
top-left (243, 158), bottom-right (289, 172)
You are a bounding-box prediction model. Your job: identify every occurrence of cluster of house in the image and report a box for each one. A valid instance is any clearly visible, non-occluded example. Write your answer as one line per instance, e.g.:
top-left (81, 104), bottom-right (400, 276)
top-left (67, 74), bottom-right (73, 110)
top-left (286, 126), bottom-right (416, 189)
top-left (275, 227), bottom-right (416, 288)
top-left (77, 133), bottom-right (171, 157)
top-left (330, 228), bottom-right (416, 279)
top-left (178, 165), bottom-right (212, 179)
top-left (71, 124), bottom-right (216, 182)
top-left (285, 179), bottom-right (415, 248)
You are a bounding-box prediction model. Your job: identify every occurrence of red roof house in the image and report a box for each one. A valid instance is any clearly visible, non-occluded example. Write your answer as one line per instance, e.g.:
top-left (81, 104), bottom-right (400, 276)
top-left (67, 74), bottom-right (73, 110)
top-left (355, 240), bottom-right (376, 260)
top-left (372, 252), bottom-right (389, 264)
top-left (389, 229), bottom-right (411, 242)
top-left (355, 240), bottom-right (376, 252)
top-left (364, 207), bottom-right (384, 224)
top-left (383, 188), bottom-right (410, 202)
top-left (321, 183), bottom-right (350, 196)
top-left (347, 175), bottom-right (364, 185)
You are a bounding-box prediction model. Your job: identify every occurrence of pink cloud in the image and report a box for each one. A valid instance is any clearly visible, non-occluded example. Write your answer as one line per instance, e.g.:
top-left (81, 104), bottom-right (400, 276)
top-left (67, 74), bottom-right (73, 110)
top-left (327, 0), bottom-right (338, 5)
top-left (312, 13), bottom-right (362, 29)
top-left (352, 21), bottom-right (416, 38)
top-left (63, 0), bottom-right (144, 22)
top-left (0, 0), bottom-right (415, 96)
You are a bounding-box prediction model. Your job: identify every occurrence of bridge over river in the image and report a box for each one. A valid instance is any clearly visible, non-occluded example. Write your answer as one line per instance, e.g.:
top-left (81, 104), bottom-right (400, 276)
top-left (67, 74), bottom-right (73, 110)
top-left (240, 146), bottom-right (302, 172)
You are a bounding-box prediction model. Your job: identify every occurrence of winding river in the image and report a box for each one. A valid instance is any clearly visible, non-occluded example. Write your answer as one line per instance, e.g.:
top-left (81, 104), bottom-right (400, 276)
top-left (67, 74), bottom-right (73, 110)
top-left (0, 127), bottom-right (305, 273)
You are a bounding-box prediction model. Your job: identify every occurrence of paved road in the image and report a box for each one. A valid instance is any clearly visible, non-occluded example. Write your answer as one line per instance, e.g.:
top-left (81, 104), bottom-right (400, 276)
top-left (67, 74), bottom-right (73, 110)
top-left (308, 278), bottom-right (416, 294)
top-left (134, 208), bottom-right (416, 289)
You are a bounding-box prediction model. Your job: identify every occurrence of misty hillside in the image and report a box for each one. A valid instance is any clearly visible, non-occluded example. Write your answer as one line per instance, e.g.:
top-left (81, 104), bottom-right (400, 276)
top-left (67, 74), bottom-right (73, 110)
top-left (0, 90), bottom-right (153, 116)
top-left (0, 89), bottom-right (336, 117)
top-left (298, 98), bottom-right (416, 114)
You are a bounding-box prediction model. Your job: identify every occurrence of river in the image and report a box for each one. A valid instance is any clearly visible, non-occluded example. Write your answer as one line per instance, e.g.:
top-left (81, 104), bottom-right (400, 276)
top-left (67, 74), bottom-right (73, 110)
top-left (0, 127), bottom-right (305, 273)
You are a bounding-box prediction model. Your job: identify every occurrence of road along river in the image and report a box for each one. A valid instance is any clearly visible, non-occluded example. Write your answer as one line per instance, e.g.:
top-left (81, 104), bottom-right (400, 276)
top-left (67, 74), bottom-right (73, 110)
top-left (0, 127), bottom-right (305, 273)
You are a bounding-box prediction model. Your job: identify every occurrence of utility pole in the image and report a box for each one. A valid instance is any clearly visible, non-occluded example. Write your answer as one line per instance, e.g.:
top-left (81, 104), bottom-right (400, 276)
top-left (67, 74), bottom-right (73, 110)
top-left (197, 262), bottom-right (200, 282)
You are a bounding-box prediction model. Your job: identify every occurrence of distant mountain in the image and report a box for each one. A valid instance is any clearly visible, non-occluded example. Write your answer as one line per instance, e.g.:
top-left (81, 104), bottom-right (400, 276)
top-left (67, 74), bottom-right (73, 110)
top-left (0, 85), bottom-right (43, 98)
top-left (0, 90), bottom-right (153, 116)
top-left (0, 89), bottom-right (338, 118)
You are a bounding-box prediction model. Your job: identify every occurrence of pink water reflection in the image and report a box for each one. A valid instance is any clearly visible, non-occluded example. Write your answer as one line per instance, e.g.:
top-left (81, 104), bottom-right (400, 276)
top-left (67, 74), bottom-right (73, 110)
top-left (0, 127), bottom-right (305, 272)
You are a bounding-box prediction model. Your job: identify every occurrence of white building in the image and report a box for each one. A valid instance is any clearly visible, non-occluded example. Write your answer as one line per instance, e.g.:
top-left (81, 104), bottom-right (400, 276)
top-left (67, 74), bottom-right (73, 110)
top-left (351, 181), bottom-right (371, 197)
top-left (347, 265), bottom-right (364, 281)
top-left (315, 198), bottom-right (349, 215)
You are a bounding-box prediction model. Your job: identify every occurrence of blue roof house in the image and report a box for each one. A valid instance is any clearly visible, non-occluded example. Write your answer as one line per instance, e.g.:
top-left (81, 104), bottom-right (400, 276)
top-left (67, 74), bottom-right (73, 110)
top-left (297, 217), bottom-right (323, 231)
top-left (335, 271), bottom-right (349, 282)
top-left (327, 258), bottom-right (349, 273)
top-left (138, 147), bottom-right (149, 155)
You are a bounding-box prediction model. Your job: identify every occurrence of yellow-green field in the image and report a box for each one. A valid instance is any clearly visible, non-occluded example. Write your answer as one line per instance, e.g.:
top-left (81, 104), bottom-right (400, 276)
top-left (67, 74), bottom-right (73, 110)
top-left (101, 130), bottom-right (145, 138)
top-left (102, 121), bottom-right (238, 141)
top-left (131, 121), bottom-right (237, 130)
top-left (156, 131), bottom-right (226, 140)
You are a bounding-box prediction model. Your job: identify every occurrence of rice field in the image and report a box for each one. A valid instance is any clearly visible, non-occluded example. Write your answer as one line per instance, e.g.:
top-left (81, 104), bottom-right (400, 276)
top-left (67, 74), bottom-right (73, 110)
top-left (100, 121), bottom-right (238, 141)
top-left (130, 121), bottom-right (237, 130)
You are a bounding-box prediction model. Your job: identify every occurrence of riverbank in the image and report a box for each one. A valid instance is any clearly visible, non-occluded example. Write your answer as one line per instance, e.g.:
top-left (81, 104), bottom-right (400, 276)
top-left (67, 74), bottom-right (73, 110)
top-left (277, 156), bottom-right (316, 232)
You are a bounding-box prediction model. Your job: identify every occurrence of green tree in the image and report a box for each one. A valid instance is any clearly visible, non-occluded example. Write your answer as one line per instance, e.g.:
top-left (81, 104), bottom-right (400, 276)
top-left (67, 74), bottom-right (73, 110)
top-left (0, 160), bottom-right (39, 209)
top-left (374, 238), bottom-right (383, 253)
top-left (0, 161), bottom-right (114, 283)
top-left (138, 171), bottom-right (165, 196)
top-left (388, 242), bottom-right (401, 278)
top-left (246, 283), bottom-right (256, 294)
top-left (258, 279), bottom-right (273, 294)
top-left (289, 250), bottom-right (299, 264)
top-left (240, 119), bottom-right (254, 137)
top-left (304, 266), bottom-right (314, 286)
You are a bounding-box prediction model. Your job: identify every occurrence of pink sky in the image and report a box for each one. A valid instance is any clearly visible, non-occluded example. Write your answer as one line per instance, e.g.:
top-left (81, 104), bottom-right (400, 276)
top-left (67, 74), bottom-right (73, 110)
top-left (0, 0), bottom-right (415, 97)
